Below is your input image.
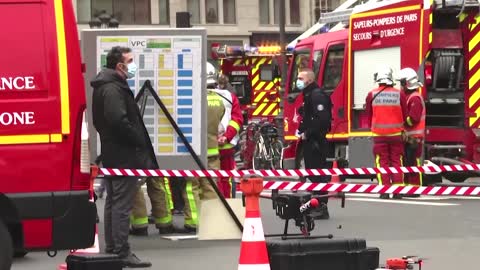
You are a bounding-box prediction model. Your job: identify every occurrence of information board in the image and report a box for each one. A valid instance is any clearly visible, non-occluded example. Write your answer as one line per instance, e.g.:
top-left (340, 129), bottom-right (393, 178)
top-left (82, 29), bottom-right (207, 169)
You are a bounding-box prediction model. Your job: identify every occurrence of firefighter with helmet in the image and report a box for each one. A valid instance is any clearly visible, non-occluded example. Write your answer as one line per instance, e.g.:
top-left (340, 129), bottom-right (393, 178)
top-left (180, 67), bottom-right (226, 233)
top-left (365, 66), bottom-right (408, 199)
top-left (397, 67), bottom-right (425, 190)
top-left (214, 74), bottom-right (243, 198)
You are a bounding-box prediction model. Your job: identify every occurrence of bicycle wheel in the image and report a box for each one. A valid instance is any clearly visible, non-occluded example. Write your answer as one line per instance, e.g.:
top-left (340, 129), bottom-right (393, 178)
top-left (270, 139), bottom-right (284, 169)
top-left (252, 137), bottom-right (270, 170)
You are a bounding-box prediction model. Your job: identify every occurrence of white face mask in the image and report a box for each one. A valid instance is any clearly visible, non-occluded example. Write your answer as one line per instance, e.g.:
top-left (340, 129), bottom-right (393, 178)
top-left (125, 62), bottom-right (137, 79)
top-left (121, 62), bottom-right (137, 79)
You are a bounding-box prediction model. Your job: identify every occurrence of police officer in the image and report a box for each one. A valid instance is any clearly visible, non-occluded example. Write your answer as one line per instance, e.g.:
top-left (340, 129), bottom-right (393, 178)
top-left (397, 67), bottom-right (425, 189)
top-left (365, 66), bottom-right (407, 199)
top-left (297, 68), bottom-right (332, 219)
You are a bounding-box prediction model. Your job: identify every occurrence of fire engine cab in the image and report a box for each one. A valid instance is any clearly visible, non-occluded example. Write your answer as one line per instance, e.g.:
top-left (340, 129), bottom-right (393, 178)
top-left (211, 43), bottom-right (287, 123)
top-left (282, 0), bottom-right (480, 183)
top-left (0, 0), bottom-right (96, 268)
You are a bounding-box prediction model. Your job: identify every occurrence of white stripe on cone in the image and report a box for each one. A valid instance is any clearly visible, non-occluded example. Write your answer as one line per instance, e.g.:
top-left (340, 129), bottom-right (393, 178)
top-left (241, 217), bottom-right (265, 242)
top-left (238, 264), bottom-right (271, 270)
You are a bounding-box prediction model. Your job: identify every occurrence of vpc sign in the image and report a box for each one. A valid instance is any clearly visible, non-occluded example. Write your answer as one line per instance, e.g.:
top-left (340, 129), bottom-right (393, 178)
top-left (0, 76), bottom-right (35, 90)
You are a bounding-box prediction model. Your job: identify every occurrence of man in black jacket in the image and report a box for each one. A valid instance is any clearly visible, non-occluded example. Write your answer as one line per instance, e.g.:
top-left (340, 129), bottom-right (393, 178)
top-left (91, 46), bottom-right (152, 268)
top-left (297, 68), bottom-right (332, 219)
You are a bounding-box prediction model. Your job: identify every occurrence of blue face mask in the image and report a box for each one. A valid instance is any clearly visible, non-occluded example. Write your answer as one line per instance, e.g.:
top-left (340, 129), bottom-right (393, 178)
top-left (122, 62), bottom-right (137, 79)
top-left (296, 79), bottom-right (305, 90)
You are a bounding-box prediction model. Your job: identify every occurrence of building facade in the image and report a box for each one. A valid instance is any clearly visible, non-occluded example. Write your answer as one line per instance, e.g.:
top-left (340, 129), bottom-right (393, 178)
top-left (74, 0), bottom-right (317, 54)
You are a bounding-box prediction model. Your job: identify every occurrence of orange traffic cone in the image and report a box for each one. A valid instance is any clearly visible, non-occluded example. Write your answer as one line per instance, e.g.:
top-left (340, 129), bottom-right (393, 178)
top-left (57, 166), bottom-right (100, 270)
top-left (238, 177), bottom-right (270, 270)
top-left (329, 160), bottom-right (344, 199)
top-left (330, 159), bottom-right (340, 184)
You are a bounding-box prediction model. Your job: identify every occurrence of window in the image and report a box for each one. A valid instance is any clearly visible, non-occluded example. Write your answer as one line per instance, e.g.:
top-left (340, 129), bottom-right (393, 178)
top-left (206, 0), bottom-right (219, 23)
top-left (274, 0), bottom-right (279, 24)
top-left (186, 0), bottom-right (236, 25)
top-left (290, 0), bottom-right (300, 24)
top-left (188, 0), bottom-right (200, 24)
top-left (223, 0), bottom-right (236, 24)
top-left (260, 65), bottom-right (274, 81)
top-left (79, 0), bottom-right (151, 24)
top-left (158, 0), bottom-right (169, 25)
top-left (77, 1), bottom-right (91, 23)
top-left (312, 50), bottom-right (324, 81)
top-left (259, 0), bottom-right (270, 24)
top-left (260, 0), bottom-right (301, 25)
top-left (290, 49), bottom-right (311, 93)
top-left (322, 45), bottom-right (345, 93)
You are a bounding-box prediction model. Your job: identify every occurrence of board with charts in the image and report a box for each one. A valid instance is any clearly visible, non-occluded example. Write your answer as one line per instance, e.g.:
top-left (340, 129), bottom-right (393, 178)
top-left (82, 29), bottom-right (207, 169)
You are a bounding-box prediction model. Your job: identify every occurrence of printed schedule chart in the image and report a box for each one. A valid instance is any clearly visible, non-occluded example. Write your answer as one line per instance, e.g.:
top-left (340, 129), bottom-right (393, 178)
top-left (97, 36), bottom-right (202, 156)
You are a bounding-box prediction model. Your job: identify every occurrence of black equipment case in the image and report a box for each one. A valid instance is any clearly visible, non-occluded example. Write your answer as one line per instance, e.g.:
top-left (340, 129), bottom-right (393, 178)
top-left (65, 253), bottom-right (123, 270)
top-left (266, 237), bottom-right (380, 270)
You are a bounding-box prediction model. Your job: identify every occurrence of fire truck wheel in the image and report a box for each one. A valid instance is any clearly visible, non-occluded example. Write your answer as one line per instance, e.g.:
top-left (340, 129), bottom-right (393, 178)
top-left (0, 220), bottom-right (13, 270)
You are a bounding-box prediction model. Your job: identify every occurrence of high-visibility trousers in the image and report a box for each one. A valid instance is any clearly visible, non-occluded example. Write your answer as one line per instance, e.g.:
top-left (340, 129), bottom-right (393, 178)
top-left (218, 148), bottom-right (236, 198)
top-left (131, 177), bottom-right (172, 229)
top-left (183, 156), bottom-right (219, 228)
top-left (404, 141), bottom-right (423, 186)
top-left (373, 141), bottom-right (405, 185)
top-left (164, 177), bottom-right (185, 211)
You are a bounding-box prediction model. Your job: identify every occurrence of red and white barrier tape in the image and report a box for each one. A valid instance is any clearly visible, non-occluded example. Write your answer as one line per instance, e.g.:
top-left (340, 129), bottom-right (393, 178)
top-left (99, 163), bottom-right (480, 178)
top-left (262, 181), bottom-right (480, 196)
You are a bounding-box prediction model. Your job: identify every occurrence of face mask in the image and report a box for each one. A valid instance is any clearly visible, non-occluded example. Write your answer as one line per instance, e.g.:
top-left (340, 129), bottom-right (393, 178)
top-left (296, 79), bottom-right (305, 90)
top-left (122, 62), bottom-right (137, 79)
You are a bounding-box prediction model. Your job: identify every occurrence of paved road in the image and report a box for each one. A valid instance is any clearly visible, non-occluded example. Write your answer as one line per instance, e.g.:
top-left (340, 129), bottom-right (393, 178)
top-left (12, 179), bottom-right (480, 270)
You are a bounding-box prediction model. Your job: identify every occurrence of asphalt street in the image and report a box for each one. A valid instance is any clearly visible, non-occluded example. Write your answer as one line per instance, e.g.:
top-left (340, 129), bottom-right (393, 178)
top-left (11, 178), bottom-right (480, 270)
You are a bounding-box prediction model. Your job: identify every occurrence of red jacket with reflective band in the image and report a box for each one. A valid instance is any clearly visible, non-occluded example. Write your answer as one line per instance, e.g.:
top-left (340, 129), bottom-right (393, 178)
top-left (405, 92), bottom-right (425, 138)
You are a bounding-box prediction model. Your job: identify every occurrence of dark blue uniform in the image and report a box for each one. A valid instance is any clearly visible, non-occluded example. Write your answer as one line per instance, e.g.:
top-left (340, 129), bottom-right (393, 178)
top-left (298, 82), bottom-right (332, 204)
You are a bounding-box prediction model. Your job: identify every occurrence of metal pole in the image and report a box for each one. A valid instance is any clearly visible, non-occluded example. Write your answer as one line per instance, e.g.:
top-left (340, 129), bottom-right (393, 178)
top-left (141, 80), bottom-right (244, 232)
top-left (277, 0), bottom-right (287, 137)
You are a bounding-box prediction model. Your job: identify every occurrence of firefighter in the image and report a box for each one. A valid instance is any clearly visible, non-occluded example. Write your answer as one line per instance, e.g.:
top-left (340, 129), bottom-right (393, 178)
top-left (365, 66), bottom-right (408, 199)
top-left (129, 177), bottom-right (174, 236)
top-left (296, 68), bottom-right (332, 219)
top-left (397, 67), bottom-right (425, 189)
top-left (214, 74), bottom-right (243, 198)
top-left (182, 88), bottom-right (225, 233)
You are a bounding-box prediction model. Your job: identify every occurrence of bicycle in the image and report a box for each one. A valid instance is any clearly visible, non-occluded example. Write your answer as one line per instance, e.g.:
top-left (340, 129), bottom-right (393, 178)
top-left (250, 121), bottom-right (284, 170)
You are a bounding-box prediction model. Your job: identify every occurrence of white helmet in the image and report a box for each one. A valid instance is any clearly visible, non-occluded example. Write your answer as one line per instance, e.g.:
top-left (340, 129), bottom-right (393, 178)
top-left (397, 67), bottom-right (423, 90)
top-left (206, 62), bottom-right (217, 88)
top-left (374, 66), bottom-right (394, 85)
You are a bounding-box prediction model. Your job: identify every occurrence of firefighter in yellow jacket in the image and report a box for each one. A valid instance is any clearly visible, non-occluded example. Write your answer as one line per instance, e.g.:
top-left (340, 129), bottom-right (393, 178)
top-left (182, 89), bottom-right (225, 233)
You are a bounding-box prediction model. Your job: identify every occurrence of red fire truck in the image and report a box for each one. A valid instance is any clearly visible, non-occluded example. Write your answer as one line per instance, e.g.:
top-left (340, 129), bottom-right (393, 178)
top-left (0, 0), bottom-right (96, 267)
top-left (212, 44), bottom-right (287, 122)
top-left (282, 0), bottom-right (480, 183)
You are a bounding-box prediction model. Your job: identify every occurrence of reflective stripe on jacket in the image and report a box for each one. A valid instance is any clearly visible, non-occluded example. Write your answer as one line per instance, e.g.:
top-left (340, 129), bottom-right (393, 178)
top-left (214, 88), bottom-right (242, 148)
top-left (405, 92), bottom-right (425, 138)
top-left (371, 86), bottom-right (404, 136)
top-left (207, 91), bottom-right (225, 157)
